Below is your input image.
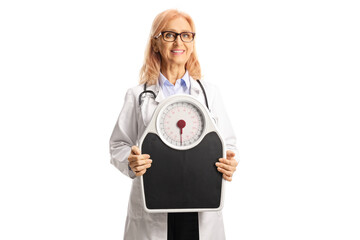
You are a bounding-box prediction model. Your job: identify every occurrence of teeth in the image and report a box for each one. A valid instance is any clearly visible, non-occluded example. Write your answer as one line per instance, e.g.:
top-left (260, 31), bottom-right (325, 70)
top-left (172, 50), bottom-right (184, 53)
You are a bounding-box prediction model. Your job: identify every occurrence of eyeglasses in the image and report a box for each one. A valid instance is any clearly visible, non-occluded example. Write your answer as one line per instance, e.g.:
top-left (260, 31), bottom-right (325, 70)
top-left (154, 31), bottom-right (195, 42)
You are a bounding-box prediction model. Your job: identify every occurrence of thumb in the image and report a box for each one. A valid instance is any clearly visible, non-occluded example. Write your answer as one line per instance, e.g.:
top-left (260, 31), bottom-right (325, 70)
top-left (226, 150), bottom-right (235, 158)
top-left (131, 146), bottom-right (141, 155)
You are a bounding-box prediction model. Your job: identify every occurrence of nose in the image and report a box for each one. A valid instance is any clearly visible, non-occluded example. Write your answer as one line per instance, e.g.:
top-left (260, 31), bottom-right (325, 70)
top-left (173, 34), bottom-right (182, 45)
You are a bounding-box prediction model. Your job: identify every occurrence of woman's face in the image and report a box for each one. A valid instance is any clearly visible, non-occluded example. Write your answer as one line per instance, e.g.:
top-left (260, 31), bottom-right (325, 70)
top-left (154, 17), bottom-right (194, 68)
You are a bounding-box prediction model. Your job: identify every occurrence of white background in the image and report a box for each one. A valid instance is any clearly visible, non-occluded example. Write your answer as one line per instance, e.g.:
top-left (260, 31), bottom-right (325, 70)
top-left (1, 0), bottom-right (359, 239)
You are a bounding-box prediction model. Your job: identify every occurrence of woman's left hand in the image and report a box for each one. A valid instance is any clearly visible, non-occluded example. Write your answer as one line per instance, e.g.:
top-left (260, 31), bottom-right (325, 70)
top-left (215, 150), bottom-right (238, 182)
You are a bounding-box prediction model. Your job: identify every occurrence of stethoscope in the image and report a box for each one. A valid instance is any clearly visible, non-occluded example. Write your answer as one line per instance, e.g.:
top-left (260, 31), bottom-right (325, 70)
top-left (138, 79), bottom-right (210, 110)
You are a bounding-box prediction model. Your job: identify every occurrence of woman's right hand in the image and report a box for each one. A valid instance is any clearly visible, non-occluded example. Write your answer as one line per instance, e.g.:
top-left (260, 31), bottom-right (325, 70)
top-left (128, 146), bottom-right (152, 177)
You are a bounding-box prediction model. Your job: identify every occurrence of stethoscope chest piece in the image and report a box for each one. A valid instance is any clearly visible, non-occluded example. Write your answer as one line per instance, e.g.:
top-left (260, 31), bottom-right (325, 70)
top-left (139, 94), bottom-right (226, 213)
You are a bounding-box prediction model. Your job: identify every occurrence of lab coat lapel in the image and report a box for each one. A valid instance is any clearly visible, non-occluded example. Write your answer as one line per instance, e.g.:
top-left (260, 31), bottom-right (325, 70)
top-left (189, 76), bottom-right (204, 105)
top-left (154, 82), bottom-right (165, 103)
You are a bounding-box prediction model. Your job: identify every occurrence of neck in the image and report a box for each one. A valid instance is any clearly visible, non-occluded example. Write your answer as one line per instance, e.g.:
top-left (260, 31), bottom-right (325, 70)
top-left (160, 63), bottom-right (186, 85)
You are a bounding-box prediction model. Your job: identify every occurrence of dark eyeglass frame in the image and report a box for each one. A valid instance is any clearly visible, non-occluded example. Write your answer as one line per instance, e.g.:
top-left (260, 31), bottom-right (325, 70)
top-left (154, 31), bottom-right (196, 42)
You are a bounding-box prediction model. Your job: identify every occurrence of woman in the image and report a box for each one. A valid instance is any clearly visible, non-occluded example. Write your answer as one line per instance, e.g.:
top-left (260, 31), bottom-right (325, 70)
top-left (110, 9), bottom-right (239, 240)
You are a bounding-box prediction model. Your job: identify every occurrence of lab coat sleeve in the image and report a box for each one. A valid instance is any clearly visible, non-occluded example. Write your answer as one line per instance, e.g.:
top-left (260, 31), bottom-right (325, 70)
top-left (210, 86), bottom-right (239, 162)
top-left (109, 88), bottom-right (137, 179)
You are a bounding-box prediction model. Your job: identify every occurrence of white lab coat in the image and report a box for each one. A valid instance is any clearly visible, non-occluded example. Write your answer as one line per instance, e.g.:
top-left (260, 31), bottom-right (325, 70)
top-left (110, 76), bottom-right (238, 240)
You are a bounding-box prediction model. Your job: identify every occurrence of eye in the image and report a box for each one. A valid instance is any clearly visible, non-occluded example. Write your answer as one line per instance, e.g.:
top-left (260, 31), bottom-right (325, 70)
top-left (164, 32), bottom-right (175, 38)
top-left (182, 33), bottom-right (190, 39)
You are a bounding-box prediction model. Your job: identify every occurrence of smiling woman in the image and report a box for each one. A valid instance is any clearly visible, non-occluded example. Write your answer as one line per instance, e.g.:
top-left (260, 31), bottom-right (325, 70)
top-left (139, 9), bottom-right (201, 85)
top-left (109, 8), bottom-right (239, 240)
top-left (151, 17), bottom-right (194, 81)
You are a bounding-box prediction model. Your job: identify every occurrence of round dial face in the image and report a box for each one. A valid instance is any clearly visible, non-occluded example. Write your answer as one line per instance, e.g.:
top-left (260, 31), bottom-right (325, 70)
top-left (157, 101), bottom-right (205, 148)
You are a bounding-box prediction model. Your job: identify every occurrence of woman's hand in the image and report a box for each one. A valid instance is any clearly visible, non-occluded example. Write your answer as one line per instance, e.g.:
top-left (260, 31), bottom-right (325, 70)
top-left (215, 150), bottom-right (238, 182)
top-left (128, 146), bottom-right (152, 177)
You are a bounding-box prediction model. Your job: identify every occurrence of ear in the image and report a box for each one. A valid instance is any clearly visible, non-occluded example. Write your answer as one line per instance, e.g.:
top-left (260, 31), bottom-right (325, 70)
top-left (152, 39), bottom-right (159, 53)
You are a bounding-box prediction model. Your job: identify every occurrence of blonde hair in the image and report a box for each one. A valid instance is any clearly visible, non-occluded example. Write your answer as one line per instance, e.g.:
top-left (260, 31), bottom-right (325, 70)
top-left (139, 9), bottom-right (202, 85)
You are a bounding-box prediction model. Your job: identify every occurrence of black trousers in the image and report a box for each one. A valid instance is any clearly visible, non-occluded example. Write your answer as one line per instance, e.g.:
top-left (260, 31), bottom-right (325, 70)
top-left (167, 212), bottom-right (199, 240)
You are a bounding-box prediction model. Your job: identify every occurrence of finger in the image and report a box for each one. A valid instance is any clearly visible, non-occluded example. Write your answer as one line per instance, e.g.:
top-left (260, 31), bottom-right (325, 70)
top-left (128, 154), bottom-right (151, 162)
top-left (219, 158), bottom-right (237, 167)
top-left (222, 157), bottom-right (238, 167)
top-left (216, 162), bottom-right (236, 172)
top-left (135, 168), bottom-right (147, 177)
top-left (222, 174), bottom-right (232, 182)
top-left (131, 159), bottom-right (152, 168)
top-left (132, 163), bottom-right (152, 172)
top-left (217, 167), bottom-right (233, 177)
top-left (131, 146), bottom-right (141, 155)
top-left (130, 159), bottom-right (153, 168)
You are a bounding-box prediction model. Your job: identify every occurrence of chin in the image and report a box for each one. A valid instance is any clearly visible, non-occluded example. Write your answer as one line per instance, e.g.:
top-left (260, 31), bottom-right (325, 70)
top-left (169, 59), bottom-right (187, 66)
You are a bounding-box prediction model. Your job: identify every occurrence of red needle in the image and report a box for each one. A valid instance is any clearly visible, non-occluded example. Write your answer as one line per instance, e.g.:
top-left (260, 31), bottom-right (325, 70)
top-left (177, 120), bottom-right (186, 145)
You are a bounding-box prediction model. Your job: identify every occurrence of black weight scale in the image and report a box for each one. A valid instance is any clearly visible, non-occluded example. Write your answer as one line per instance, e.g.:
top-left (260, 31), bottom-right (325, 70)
top-left (139, 94), bottom-right (226, 213)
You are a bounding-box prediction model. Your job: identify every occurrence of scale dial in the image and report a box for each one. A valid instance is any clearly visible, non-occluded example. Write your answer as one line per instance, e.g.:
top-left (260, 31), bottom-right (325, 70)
top-left (157, 101), bottom-right (205, 149)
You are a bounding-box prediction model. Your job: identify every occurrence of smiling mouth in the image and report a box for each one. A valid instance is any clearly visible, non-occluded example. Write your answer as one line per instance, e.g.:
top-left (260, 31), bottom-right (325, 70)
top-left (171, 50), bottom-right (185, 53)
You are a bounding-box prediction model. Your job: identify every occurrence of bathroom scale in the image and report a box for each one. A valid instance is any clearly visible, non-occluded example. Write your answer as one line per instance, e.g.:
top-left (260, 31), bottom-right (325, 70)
top-left (139, 94), bottom-right (226, 213)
